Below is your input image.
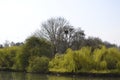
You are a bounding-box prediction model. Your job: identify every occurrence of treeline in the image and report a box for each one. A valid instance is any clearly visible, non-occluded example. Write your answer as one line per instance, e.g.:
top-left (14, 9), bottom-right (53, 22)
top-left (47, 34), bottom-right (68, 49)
top-left (0, 17), bottom-right (119, 73)
top-left (34, 17), bottom-right (117, 54)
top-left (0, 41), bottom-right (23, 48)
top-left (0, 37), bottom-right (52, 72)
top-left (0, 37), bottom-right (120, 73)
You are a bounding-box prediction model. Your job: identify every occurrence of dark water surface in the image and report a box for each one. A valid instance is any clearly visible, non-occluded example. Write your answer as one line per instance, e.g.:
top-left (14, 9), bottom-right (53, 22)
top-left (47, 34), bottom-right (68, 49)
top-left (0, 71), bottom-right (120, 80)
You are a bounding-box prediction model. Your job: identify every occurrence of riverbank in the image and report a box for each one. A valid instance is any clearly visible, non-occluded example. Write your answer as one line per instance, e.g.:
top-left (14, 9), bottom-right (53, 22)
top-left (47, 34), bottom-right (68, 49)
top-left (0, 71), bottom-right (119, 80)
top-left (49, 72), bottom-right (120, 77)
top-left (1, 68), bottom-right (120, 78)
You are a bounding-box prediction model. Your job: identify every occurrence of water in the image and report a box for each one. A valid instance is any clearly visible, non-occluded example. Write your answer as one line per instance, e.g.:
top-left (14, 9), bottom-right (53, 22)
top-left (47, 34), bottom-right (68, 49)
top-left (0, 71), bottom-right (120, 80)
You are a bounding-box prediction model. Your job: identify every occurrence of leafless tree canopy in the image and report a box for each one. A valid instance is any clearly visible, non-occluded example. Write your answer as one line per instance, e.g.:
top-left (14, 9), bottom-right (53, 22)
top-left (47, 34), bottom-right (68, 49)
top-left (34, 17), bottom-right (85, 54)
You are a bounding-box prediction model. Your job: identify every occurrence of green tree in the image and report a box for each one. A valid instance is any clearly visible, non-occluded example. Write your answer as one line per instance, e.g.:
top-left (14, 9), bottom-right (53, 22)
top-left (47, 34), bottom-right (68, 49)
top-left (13, 36), bottom-right (52, 71)
top-left (24, 36), bottom-right (52, 57)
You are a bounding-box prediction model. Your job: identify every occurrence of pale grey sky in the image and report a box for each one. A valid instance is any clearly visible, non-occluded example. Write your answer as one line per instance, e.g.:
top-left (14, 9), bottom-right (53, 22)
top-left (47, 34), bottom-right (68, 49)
top-left (0, 0), bottom-right (120, 45)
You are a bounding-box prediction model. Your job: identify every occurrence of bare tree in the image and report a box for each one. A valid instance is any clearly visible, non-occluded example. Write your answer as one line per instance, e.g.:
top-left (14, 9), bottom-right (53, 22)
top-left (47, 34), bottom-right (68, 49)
top-left (68, 27), bottom-right (85, 50)
top-left (34, 17), bottom-right (71, 54)
top-left (34, 17), bottom-right (85, 55)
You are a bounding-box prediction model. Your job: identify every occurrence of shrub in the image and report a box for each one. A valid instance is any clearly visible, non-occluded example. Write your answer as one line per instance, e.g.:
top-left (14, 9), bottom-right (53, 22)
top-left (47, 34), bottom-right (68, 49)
top-left (100, 61), bottom-right (107, 70)
top-left (49, 53), bottom-right (66, 72)
top-left (116, 61), bottom-right (120, 70)
top-left (0, 46), bottom-right (20, 69)
top-left (104, 48), bottom-right (120, 69)
top-left (49, 47), bottom-right (93, 73)
top-left (27, 56), bottom-right (49, 73)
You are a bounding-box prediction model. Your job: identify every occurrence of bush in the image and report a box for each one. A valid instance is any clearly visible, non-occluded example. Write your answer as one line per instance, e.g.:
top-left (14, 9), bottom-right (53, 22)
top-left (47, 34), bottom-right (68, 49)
top-left (0, 46), bottom-right (20, 69)
top-left (63, 48), bottom-right (76, 72)
top-left (12, 49), bottom-right (29, 71)
top-left (49, 47), bottom-right (93, 73)
top-left (116, 61), bottom-right (120, 70)
top-left (0, 49), bottom-right (7, 67)
top-left (100, 61), bottom-right (107, 70)
top-left (27, 56), bottom-right (49, 73)
top-left (104, 48), bottom-right (120, 69)
top-left (49, 53), bottom-right (66, 72)
top-left (75, 47), bottom-right (93, 71)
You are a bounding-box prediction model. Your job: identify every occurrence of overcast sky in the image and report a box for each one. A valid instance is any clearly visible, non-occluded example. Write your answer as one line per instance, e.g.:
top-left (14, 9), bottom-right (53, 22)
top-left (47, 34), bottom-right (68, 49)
top-left (0, 0), bottom-right (120, 45)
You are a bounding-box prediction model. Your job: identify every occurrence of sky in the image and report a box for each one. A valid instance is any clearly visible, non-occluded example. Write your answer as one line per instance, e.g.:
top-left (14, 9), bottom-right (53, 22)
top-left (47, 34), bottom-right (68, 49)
top-left (0, 0), bottom-right (120, 45)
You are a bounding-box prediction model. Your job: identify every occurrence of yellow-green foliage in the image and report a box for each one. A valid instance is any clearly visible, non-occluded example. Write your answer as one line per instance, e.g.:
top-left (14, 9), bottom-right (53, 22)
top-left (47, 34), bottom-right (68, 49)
top-left (116, 61), bottom-right (120, 70)
top-left (49, 53), bottom-right (66, 72)
top-left (93, 46), bottom-right (107, 63)
top-left (0, 44), bottom-right (120, 73)
top-left (49, 48), bottom-right (80, 72)
top-left (49, 47), bottom-right (93, 72)
top-left (49, 46), bottom-right (120, 73)
top-left (12, 47), bottom-right (28, 71)
top-left (105, 48), bottom-right (120, 69)
top-left (0, 49), bottom-right (7, 67)
top-left (63, 48), bottom-right (75, 72)
top-left (0, 46), bottom-right (20, 68)
top-left (93, 46), bottom-right (107, 70)
top-left (75, 47), bottom-right (93, 71)
top-left (100, 61), bottom-right (107, 70)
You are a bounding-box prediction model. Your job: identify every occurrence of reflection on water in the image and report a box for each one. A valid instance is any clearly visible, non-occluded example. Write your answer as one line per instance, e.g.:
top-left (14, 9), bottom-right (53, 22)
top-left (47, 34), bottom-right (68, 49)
top-left (0, 71), bottom-right (120, 80)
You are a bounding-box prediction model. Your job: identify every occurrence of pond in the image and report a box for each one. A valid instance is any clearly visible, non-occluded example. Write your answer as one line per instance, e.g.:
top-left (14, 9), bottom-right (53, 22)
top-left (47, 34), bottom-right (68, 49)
top-left (0, 71), bottom-right (120, 80)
